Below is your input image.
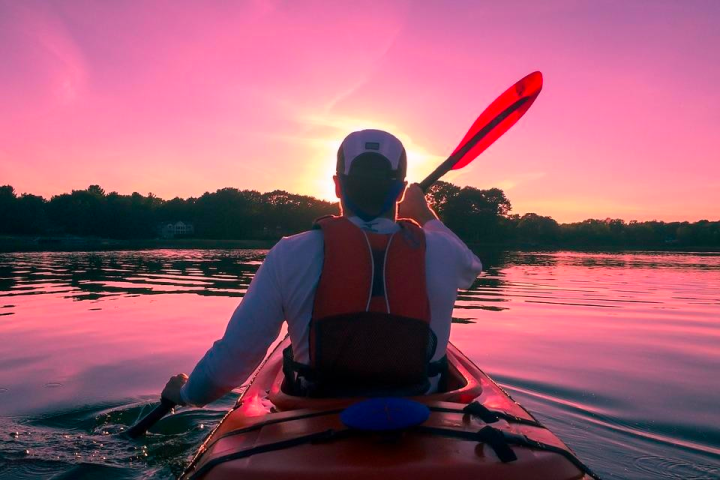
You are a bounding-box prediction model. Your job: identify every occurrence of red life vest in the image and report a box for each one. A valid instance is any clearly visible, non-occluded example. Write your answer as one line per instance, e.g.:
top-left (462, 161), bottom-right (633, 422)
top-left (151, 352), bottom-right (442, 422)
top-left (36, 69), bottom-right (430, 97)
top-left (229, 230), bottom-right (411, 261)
top-left (283, 216), bottom-right (444, 397)
top-left (311, 215), bottom-right (430, 334)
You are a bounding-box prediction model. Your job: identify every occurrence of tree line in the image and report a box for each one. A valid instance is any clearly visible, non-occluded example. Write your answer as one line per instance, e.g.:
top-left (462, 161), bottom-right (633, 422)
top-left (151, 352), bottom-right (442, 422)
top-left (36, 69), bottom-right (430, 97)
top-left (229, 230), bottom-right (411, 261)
top-left (0, 185), bottom-right (336, 240)
top-left (1, 182), bottom-right (718, 248)
top-left (425, 182), bottom-right (719, 248)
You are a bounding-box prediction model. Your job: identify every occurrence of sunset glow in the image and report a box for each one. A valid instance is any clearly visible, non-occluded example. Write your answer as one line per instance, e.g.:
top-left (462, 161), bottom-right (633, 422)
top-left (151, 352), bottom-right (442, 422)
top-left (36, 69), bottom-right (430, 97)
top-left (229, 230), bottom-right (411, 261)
top-left (1, 1), bottom-right (718, 222)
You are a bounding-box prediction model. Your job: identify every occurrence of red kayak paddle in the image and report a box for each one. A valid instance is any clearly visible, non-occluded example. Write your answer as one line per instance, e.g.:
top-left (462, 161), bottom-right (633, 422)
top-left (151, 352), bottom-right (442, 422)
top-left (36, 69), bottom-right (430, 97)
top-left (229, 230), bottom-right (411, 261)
top-left (419, 71), bottom-right (543, 191)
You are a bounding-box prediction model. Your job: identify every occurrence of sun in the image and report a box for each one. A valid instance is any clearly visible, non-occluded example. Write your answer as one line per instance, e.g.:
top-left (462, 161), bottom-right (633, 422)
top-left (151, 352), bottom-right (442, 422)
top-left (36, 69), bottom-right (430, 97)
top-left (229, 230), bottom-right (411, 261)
top-left (296, 138), bottom-right (342, 202)
top-left (315, 160), bottom-right (340, 202)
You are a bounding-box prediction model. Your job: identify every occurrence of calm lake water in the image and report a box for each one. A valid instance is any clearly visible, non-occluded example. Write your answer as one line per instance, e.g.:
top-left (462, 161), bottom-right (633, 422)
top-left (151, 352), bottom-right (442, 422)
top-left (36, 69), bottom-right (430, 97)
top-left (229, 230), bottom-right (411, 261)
top-left (0, 249), bottom-right (719, 479)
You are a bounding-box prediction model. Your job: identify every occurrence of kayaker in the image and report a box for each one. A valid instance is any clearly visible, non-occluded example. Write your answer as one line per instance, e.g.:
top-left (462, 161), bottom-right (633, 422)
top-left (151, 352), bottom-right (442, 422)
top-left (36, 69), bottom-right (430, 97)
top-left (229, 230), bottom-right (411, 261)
top-left (162, 129), bottom-right (483, 405)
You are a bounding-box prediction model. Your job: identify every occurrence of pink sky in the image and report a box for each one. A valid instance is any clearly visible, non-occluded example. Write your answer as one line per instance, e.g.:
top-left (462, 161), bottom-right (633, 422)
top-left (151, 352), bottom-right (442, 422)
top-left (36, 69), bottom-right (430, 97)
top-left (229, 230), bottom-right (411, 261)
top-left (1, 0), bottom-right (718, 222)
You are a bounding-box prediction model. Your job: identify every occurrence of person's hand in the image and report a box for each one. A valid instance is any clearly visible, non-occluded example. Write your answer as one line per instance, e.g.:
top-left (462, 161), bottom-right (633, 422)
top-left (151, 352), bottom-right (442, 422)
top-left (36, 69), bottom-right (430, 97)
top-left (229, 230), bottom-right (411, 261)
top-left (161, 373), bottom-right (188, 406)
top-left (398, 184), bottom-right (437, 225)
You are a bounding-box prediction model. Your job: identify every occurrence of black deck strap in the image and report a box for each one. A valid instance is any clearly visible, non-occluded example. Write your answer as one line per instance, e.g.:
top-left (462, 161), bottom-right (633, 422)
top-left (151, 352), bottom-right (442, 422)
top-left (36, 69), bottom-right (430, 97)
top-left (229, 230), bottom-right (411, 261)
top-left (463, 401), bottom-right (543, 427)
top-left (462, 401), bottom-right (501, 423)
top-left (415, 425), bottom-right (602, 480)
top-left (429, 403), bottom-right (543, 428)
top-left (188, 428), bottom-right (354, 480)
top-left (463, 402), bottom-right (545, 428)
top-left (475, 426), bottom-right (518, 462)
top-left (414, 425), bottom-right (516, 462)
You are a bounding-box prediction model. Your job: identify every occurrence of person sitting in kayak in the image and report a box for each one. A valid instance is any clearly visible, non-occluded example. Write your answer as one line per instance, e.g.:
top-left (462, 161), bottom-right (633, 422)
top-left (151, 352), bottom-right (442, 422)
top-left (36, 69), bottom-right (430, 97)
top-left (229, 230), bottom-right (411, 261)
top-left (162, 129), bottom-right (483, 404)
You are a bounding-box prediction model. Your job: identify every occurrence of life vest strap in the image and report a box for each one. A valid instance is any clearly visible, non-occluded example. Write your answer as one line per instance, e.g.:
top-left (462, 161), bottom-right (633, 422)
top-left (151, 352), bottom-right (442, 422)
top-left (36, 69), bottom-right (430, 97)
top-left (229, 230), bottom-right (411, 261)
top-left (311, 215), bottom-right (430, 321)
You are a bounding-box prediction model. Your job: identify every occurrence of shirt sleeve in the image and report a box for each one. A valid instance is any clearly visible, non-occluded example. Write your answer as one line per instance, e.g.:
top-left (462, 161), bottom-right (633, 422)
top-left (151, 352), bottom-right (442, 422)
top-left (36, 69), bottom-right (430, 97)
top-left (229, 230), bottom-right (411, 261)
top-left (423, 219), bottom-right (483, 289)
top-left (180, 244), bottom-right (286, 407)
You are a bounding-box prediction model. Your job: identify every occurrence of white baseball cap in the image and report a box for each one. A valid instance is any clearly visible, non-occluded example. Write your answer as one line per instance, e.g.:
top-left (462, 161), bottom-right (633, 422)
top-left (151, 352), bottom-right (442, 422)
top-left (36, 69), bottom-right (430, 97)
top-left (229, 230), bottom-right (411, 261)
top-left (336, 129), bottom-right (407, 179)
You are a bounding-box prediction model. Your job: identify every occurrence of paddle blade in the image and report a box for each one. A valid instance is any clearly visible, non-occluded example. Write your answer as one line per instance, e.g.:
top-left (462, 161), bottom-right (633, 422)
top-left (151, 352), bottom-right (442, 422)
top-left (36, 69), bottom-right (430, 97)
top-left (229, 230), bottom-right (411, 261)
top-left (125, 398), bottom-right (175, 439)
top-left (450, 71), bottom-right (543, 170)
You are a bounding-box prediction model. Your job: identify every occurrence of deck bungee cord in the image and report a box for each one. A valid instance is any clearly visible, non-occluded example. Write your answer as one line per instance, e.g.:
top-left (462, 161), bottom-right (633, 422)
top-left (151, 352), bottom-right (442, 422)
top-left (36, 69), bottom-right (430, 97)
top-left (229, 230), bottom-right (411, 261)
top-left (185, 414), bottom-right (601, 480)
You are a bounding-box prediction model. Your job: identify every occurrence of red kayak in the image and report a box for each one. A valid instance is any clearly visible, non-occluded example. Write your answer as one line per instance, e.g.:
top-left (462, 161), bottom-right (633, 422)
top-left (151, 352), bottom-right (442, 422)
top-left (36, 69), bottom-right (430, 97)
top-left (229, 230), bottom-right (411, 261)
top-left (181, 337), bottom-right (598, 480)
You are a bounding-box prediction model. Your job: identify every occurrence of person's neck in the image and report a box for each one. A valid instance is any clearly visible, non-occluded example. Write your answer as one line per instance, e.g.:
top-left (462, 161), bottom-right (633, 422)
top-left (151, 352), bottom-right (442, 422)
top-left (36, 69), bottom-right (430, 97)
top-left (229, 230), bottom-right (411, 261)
top-left (340, 204), bottom-right (396, 222)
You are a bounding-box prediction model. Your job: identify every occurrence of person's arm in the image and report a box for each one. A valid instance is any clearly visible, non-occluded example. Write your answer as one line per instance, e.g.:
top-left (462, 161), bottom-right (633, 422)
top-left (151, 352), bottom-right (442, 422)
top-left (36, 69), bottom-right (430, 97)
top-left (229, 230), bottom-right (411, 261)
top-left (162, 245), bottom-right (286, 407)
top-left (423, 220), bottom-right (483, 288)
top-left (398, 183), bottom-right (482, 288)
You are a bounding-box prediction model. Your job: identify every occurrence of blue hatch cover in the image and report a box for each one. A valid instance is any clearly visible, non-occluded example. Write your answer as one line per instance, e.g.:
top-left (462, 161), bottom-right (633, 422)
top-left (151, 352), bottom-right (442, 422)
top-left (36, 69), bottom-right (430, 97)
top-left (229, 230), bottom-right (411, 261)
top-left (340, 397), bottom-right (430, 431)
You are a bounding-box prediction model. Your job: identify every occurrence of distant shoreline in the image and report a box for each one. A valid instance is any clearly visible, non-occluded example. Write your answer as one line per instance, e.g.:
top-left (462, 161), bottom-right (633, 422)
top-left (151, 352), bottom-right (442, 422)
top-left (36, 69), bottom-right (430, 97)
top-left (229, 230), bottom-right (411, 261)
top-left (2, 235), bottom-right (718, 254)
top-left (467, 242), bottom-right (720, 254)
top-left (0, 235), bottom-right (277, 253)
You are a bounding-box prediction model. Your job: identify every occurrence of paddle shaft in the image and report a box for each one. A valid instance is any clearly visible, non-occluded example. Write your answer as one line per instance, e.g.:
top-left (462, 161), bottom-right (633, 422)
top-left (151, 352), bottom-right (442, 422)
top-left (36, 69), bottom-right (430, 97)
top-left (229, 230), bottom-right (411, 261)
top-left (126, 398), bottom-right (176, 438)
top-left (418, 96), bottom-right (530, 192)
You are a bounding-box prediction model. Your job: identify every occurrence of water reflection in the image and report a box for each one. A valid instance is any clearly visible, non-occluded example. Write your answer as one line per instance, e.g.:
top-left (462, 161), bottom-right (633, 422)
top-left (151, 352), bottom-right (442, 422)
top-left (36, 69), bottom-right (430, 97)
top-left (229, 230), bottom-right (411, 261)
top-left (0, 249), bottom-right (719, 480)
top-left (0, 250), bottom-right (267, 303)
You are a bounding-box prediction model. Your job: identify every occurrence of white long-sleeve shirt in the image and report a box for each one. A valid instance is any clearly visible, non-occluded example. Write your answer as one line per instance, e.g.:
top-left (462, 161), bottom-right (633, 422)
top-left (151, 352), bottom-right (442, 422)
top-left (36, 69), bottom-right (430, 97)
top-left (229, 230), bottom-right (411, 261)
top-left (181, 216), bottom-right (482, 406)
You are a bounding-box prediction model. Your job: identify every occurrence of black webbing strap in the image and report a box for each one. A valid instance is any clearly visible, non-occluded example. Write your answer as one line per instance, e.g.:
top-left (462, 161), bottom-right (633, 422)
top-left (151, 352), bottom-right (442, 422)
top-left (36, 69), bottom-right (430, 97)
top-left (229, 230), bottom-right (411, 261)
top-left (187, 428), bottom-right (353, 480)
top-left (427, 403), bottom-right (543, 428)
top-left (476, 426), bottom-right (518, 462)
top-left (463, 401), bottom-right (543, 427)
top-left (415, 425), bottom-right (517, 462)
top-left (464, 401), bottom-right (502, 422)
top-left (415, 425), bottom-right (602, 480)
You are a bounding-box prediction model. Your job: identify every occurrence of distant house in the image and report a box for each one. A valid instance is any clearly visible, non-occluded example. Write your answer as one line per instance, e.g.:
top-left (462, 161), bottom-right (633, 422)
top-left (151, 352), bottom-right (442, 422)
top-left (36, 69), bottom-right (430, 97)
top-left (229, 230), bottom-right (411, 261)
top-left (158, 221), bottom-right (195, 239)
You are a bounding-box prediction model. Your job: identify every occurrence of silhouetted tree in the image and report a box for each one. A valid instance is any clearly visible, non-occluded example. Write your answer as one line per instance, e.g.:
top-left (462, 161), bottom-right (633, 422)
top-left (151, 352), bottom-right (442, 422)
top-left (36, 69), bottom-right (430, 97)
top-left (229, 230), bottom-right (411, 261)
top-left (516, 213), bottom-right (560, 244)
top-left (0, 186), bottom-right (19, 234)
top-left (194, 188), bottom-right (260, 239)
top-left (425, 181), bottom-right (461, 218)
top-left (442, 187), bottom-right (512, 242)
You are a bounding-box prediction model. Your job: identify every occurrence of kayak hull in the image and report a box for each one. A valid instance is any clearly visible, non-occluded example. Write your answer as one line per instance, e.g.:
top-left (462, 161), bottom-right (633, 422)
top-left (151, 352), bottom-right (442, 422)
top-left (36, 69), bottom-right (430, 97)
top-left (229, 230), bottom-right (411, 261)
top-left (181, 338), bottom-right (593, 480)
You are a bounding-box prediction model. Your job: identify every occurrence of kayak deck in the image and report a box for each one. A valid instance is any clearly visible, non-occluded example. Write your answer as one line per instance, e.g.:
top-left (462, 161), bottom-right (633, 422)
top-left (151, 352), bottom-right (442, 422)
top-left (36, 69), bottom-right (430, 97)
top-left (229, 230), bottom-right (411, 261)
top-left (181, 338), bottom-right (596, 480)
